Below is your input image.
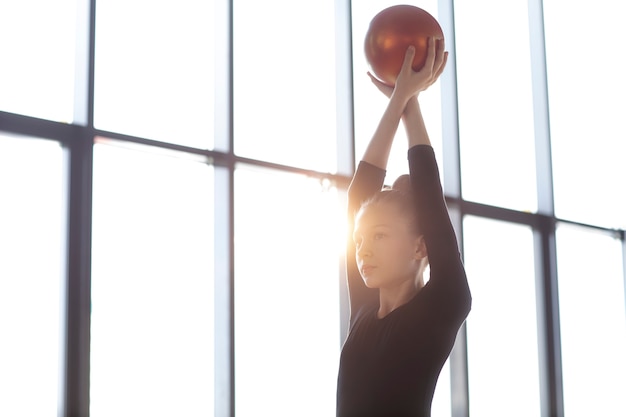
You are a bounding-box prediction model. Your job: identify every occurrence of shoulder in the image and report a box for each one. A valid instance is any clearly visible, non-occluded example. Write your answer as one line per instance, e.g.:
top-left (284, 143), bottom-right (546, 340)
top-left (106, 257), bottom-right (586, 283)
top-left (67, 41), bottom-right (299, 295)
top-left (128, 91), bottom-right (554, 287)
top-left (349, 303), bottom-right (378, 331)
top-left (348, 161), bottom-right (386, 194)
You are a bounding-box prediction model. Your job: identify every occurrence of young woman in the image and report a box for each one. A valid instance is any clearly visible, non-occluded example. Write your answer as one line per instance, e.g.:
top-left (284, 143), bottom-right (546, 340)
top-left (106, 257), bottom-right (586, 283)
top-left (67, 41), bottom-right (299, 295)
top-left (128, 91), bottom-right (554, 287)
top-left (336, 39), bottom-right (472, 416)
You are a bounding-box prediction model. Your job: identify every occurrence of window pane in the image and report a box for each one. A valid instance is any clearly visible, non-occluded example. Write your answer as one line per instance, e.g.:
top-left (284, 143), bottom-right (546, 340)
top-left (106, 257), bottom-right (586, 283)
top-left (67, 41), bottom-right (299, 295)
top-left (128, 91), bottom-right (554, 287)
top-left (0, 0), bottom-right (76, 122)
top-left (557, 224), bottom-right (626, 416)
top-left (94, 0), bottom-right (214, 148)
top-left (0, 134), bottom-right (64, 416)
top-left (544, 0), bottom-right (626, 229)
top-left (455, 0), bottom-right (537, 212)
top-left (91, 140), bottom-right (214, 416)
top-left (464, 216), bottom-right (541, 416)
top-left (234, 168), bottom-right (341, 416)
top-left (431, 360), bottom-right (451, 417)
top-left (352, 0), bottom-right (443, 184)
top-left (233, 0), bottom-right (337, 173)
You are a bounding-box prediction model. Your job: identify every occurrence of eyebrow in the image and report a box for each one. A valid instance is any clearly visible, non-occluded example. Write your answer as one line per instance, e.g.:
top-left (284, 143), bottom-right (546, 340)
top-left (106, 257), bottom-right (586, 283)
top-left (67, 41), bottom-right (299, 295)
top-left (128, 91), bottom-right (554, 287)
top-left (353, 223), bottom-right (393, 236)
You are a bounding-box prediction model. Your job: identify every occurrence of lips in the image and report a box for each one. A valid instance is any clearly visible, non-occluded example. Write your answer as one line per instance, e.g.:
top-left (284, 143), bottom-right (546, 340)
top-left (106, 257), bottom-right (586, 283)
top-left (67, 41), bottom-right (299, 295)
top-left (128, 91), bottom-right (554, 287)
top-left (361, 265), bottom-right (375, 275)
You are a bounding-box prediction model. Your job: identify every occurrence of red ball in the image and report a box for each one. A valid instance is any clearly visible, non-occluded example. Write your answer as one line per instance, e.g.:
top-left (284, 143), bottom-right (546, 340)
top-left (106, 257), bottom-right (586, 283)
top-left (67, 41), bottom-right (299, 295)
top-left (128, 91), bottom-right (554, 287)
top-left (364, 5), bottom-right (444, 86)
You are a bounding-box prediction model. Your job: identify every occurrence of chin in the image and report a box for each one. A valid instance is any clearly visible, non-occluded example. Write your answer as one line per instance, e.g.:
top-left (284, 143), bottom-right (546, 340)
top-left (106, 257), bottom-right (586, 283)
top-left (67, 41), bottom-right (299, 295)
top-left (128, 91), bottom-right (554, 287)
top-left (362, 277), bottom-right (382, 289)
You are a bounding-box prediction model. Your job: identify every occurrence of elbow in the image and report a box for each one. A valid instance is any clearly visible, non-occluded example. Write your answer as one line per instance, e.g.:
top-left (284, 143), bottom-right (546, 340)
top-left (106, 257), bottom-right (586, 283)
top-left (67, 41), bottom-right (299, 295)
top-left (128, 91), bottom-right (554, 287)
top-left (455, 265), bottom-right (472, 317)
top-left (460, 268), bottom-right (472, 316)
top-left (464, 289), bottom-right (472, 317)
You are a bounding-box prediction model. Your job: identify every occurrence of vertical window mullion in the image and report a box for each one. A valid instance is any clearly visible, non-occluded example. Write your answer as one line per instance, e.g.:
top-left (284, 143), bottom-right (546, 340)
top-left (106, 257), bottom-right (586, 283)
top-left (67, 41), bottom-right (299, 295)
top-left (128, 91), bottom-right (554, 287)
top-left (214, 167), bottom-right (235, 417)
top-left (447, 208), bottom-right (469, 417)
top-left (335, 0), bottom-right (354, 348)
top-left (214, 0), bottom-right (234, 416)
top-left (527, 0), bottom-right (563, 415)
top-left (64, 0), bottom-right (97, 415)
top-left (533, 217), bottom-right (564, 417)
top-left (438, 0), bottom-right (469, 416)
top-left (527, 0), bottom-right (554, 216)
top-left (63, 132), bottom-right (94, 417)
top-left (335, 0), bottom-right (355, 179)
top-left (623, 232), bottom-right (626, 320)
top-left (72, 0), bottom-right (94, 127)
top-left (438, 0), bottom-right (462, 201)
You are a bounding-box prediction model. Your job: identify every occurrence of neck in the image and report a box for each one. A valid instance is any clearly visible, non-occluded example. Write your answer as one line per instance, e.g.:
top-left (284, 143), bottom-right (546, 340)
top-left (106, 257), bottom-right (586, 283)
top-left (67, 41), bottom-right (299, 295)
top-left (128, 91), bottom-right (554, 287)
top-left (377, 277), bottom-right (423, 318)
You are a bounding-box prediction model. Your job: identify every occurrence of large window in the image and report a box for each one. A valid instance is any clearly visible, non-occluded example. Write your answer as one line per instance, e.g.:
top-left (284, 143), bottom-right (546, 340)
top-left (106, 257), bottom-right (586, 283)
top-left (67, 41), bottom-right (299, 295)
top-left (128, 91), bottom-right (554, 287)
top-left (0, 0), bottom-right (77, 122)
top-left (464, 216), bottom-right (541, 416)
top-left (0, 0), bottom-right (624, 416)
top-left (455, 0), bottom-right (537, 212)
top-left (94, 0), bottom-right (215, 147)
top-left (233, 0), bottom-right (338, 173)
top-left (0, 134), bottom-right (65, 417)
top-left (557, 224), bottom-right (626, 416)
top-left (90, 141), bottom-right (215, 416)
top-left (234, 167), bottom-right (341, 416)
top-left (543, 0), bottom-right (626, 229)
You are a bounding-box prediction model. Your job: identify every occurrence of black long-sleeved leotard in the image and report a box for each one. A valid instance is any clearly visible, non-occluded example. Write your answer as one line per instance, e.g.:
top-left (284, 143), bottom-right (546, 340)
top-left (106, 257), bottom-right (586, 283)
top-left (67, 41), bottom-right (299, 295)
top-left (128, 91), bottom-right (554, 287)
top-left (336, 145), bottom-right (471, 417)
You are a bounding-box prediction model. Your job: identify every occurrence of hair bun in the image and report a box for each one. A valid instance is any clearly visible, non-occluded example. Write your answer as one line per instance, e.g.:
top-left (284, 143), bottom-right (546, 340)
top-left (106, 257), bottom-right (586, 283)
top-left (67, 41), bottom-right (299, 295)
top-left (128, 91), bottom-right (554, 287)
top-left (391, 174), bottom-right (411, 192)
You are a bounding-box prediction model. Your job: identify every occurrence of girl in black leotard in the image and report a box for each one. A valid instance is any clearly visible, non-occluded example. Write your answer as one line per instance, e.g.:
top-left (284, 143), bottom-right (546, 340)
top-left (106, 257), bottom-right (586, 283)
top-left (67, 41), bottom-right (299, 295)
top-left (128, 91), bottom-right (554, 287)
top-left (336, 39), bottom-right (472, 417)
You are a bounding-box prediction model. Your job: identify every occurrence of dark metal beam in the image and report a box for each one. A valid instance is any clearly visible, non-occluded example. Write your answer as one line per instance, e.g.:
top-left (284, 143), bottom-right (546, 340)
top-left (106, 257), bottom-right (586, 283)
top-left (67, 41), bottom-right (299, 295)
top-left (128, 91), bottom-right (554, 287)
top-left (0, 111), bottom-right (79, 143)
top-left (62, 131), bottom-right (94, 417)
top-left (533, 215), bottom-right (564, 417)
top-left (62, 0), bottom-right (97, 414)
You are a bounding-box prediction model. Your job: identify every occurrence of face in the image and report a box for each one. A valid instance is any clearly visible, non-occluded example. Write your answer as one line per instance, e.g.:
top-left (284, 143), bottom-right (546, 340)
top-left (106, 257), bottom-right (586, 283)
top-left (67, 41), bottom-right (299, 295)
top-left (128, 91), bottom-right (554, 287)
top-left (353, 202), bottom-right (424, 289)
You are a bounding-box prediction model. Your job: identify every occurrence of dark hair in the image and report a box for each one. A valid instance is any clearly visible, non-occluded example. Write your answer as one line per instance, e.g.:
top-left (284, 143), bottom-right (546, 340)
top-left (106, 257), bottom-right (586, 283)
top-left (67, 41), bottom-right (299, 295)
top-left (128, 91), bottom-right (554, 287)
top-left (359, 174), bottom-right (421, 235)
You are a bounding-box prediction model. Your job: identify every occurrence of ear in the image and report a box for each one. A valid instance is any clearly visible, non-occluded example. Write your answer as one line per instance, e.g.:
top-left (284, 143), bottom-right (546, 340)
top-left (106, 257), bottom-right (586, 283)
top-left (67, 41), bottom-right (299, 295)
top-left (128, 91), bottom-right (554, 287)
top-left (413, 235), bottom-right (428, 260)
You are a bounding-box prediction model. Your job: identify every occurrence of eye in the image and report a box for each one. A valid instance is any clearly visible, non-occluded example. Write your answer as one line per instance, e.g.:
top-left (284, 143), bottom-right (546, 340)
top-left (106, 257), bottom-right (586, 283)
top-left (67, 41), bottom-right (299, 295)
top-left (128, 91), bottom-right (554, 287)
top-left (374, 233), bottom-right (386, 240)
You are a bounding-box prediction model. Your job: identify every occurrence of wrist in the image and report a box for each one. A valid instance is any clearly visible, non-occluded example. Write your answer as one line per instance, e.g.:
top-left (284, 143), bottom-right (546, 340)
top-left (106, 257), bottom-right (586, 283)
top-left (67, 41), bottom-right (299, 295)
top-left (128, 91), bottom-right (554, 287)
top-left (402, 96), bottom-right (419, 119)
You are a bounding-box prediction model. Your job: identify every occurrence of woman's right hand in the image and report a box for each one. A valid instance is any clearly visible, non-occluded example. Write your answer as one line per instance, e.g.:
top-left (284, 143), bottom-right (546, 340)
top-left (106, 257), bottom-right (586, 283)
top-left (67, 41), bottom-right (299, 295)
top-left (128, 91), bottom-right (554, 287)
top-left (392, 38), bottom-right (448, 104)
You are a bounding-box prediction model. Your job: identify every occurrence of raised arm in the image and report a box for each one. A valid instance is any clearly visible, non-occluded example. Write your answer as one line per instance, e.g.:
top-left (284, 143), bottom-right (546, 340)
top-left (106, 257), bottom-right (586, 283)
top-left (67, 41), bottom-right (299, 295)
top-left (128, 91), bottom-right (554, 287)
top-left (400, 41), bottom-right (470, 316)
top-left (346, 39), bottom-right (449, 322)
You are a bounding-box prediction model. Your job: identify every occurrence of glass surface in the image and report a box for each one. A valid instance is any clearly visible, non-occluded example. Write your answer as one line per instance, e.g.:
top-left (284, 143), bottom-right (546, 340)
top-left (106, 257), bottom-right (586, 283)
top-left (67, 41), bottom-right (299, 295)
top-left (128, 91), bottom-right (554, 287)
top-left (463, 216), bottom-right (541, 416)
top-left (233, 0), bottom-right (338, 173)
top-left (0, 134), bottom-right (64, 416)
top-left (0, 0), bottom-right (77, 122)
top-left (431, 360), bottom-right (451, 417)
top-left (557, 223), bottom-right (626, 416)
top-left (90, 140), bottom-right (214, 416)
top-left (543, 0), bottom-right (626, 229)
top-left (234, 167), bottom-right (342, 416)
top-left (352, 0), bottom-right (443, 184)
top-left (455, 0), bottom-right (537, 212)
top-left (94, 0), bottom-right (214, 148)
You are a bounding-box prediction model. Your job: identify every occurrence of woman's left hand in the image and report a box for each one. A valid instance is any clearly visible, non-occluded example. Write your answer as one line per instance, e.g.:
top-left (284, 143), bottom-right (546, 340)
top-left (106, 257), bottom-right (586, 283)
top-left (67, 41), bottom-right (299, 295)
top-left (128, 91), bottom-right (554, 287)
top-left (367, 71), bottom-right (394, 98)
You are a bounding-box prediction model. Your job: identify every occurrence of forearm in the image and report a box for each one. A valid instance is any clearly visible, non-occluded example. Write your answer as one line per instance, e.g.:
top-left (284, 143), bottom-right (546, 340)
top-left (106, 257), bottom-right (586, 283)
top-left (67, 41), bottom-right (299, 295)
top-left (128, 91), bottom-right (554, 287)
top-left (408, 146), bottom-right (466, 286)
top-left (361, 93), bottom-right (408, 170)
top-left (402, 96), bottom-right (432, 148)
top-left (346, 162), bottom-right (387, 318)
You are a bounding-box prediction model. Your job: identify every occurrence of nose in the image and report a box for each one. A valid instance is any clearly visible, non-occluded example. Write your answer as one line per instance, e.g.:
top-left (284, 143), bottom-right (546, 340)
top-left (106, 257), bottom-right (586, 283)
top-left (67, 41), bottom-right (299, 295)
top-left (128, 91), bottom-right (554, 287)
top-left (356, 241), bottom-right (370, 259)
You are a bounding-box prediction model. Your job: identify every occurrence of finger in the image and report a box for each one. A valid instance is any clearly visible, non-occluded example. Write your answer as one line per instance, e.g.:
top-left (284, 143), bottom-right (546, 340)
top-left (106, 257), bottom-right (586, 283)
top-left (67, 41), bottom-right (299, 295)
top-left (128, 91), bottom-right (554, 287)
top-left (432, 38), bottom-right (446, 70)
top-left (367, 71), bottom-right (393, 94)
top-left (432, 51), bottom-right (448, 80)
top-left (424, 52), bottom-right (447, 89)
top-left (401, 45), bottom-right (416, 72)
top-left (436, 38), bottom-right (445, 54)
top-left (422, 37), bottom-right (437, 72)
top-left (367, 71), bottom-right (384, 87)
